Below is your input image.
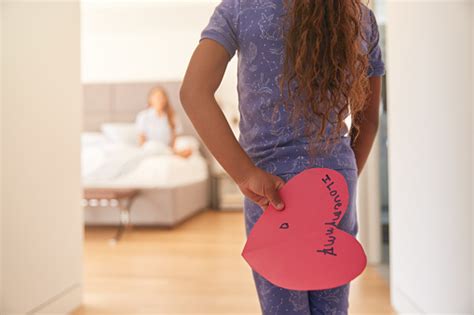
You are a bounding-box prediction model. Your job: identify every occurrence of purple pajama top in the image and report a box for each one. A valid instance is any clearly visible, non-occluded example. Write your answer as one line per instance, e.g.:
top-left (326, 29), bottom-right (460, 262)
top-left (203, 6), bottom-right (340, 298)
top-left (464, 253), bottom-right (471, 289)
top-left (200, 0), bottom-right (385, 176)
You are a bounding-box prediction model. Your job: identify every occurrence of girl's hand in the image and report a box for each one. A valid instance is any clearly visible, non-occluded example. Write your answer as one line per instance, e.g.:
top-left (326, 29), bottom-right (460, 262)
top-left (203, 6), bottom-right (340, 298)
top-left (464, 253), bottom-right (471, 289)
top-left (236, 167), bottom-right (285, 211)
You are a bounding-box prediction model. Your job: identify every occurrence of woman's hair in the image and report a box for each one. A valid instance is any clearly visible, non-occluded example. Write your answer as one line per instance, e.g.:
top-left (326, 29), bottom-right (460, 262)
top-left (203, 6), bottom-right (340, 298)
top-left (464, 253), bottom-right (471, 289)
top-left (279, 0), bottom-right (370, 156)
top-left (148, 86), bottom-right (176, 130)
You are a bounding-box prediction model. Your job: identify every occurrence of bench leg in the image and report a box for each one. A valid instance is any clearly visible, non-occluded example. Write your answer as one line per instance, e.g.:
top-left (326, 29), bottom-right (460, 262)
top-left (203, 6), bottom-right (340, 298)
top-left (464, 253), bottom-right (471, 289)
top-left (111, 196), bottom-right (135, 243)
top-left (112, 206), bottom-right (130, 242)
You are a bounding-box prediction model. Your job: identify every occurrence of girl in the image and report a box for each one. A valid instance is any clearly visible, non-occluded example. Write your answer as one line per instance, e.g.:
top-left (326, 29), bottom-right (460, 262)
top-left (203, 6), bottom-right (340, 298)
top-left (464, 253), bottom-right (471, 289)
top-left (181, 1), bottom-right (384, 314)
top-left (136, 86), bottom-right (191, 158)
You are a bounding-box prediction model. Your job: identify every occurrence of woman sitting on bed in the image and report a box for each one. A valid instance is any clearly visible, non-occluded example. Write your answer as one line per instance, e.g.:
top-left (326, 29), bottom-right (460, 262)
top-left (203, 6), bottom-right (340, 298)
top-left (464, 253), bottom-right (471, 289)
top-left (136, 86), bottom-right (192, 158)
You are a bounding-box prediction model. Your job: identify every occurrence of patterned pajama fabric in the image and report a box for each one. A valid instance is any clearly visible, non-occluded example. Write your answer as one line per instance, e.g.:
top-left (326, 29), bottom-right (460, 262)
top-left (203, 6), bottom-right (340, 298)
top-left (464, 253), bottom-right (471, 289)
top-left (199, 1), bottom-right (385, 313)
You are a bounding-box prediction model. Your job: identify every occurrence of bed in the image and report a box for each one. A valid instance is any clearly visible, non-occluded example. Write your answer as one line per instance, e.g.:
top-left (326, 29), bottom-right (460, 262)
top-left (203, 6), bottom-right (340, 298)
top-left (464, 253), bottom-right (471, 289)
top-left (82, 81), bottom-right (211, 226)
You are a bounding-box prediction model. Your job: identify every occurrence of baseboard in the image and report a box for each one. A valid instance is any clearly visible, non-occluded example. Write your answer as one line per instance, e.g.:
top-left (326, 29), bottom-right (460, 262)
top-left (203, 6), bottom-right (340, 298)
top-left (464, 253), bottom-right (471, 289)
top-left (27, 283), bottom-right (82, 315)
top-left (391, 285), bottom-right (423, 314)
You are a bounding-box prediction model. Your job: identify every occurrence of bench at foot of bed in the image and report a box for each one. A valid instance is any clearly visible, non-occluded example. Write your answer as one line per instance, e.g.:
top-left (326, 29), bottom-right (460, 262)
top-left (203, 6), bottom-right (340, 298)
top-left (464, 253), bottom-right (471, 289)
top-left (82, 188), bottom-right (139, 242)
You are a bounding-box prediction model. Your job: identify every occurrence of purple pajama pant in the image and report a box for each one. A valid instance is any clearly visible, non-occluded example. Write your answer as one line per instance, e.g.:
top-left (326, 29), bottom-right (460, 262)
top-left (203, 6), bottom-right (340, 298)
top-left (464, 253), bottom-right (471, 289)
top-left (243, 167), bottom-right (359, 315)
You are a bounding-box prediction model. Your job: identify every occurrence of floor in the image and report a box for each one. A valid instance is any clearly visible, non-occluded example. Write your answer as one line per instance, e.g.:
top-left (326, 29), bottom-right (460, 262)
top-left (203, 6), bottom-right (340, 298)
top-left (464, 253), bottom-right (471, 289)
top-left (72, 210), bottom-right (395, 315)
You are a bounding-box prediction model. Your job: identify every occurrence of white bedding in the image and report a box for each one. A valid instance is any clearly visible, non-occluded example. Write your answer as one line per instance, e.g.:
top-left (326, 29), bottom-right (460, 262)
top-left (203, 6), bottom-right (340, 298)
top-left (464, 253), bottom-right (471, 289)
top-left (81, 132), bottom-right (208, 189)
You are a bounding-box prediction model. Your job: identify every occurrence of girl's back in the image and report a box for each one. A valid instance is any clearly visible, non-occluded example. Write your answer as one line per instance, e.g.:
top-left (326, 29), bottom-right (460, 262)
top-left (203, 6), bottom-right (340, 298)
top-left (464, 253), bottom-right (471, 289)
top-left (200, 0), bottom-right (384, 175)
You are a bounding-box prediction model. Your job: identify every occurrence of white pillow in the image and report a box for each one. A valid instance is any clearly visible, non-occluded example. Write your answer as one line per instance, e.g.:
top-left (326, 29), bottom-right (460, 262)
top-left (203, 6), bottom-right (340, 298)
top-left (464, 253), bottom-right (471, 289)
top-left (174, 135), bottom-right (200, 152)
top-left (81, 132), bottom-right (107, 147)
top-left (101, 123), bottom-right (138, 146)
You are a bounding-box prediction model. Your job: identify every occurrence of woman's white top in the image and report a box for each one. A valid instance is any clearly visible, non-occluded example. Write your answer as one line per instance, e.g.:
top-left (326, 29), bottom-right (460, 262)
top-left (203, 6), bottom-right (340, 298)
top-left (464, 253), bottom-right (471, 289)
top-left (136, 108), bottom-right (174, 146)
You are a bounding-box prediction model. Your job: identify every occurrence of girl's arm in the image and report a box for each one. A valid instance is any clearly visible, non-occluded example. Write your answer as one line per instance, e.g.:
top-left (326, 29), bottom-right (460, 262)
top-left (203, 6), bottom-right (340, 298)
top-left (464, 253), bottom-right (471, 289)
top-left (350, 76), bottom-right (383, 176)
top-left (180, 39), bottom-right (285, 210)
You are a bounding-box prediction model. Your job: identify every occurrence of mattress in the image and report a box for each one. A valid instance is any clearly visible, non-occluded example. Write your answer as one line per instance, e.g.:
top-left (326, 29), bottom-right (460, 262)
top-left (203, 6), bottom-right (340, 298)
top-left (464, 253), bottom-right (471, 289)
top-left (81, 132), bottom-right (209, 189)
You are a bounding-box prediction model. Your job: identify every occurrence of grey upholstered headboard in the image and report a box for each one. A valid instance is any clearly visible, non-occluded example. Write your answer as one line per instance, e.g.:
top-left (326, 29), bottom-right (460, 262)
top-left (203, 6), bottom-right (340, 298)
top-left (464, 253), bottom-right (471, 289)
top-left (82, 81), bottom-right (216, 165)
top-left (83, 81), bottom-right (195, 135)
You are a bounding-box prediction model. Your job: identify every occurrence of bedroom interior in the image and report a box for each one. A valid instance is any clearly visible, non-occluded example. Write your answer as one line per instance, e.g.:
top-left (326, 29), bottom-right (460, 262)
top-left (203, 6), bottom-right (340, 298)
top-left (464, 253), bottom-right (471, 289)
top-left (1, 0), bottom-right (473, 314)
top-left (75, 0), bottom-right (395, 313)
top-left (79, 0), bottom-right (245, 232)
top-left (81, 81), bottom-right (211, 230)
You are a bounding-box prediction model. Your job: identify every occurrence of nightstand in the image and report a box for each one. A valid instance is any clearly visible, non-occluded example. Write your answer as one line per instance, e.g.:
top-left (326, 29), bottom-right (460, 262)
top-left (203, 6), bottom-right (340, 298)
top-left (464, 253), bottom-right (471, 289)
top-left (208, 111), bottom-right (244, 210)
top-left (211, 171), bottom-right (244, 210)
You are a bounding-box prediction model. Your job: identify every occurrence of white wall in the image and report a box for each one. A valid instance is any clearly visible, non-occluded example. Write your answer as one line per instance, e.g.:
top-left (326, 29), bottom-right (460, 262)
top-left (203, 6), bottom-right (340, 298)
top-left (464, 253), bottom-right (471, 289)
top-left (81, 0), bottom-right (239, 115)
top-left (0, 0), bottom-right (3, 308)
top-left (387, 1), bottom-right (472, 313)
top-left (1, 1), bottom-right (83, 314)
top-left (472, 2), bottom-right (474, 310)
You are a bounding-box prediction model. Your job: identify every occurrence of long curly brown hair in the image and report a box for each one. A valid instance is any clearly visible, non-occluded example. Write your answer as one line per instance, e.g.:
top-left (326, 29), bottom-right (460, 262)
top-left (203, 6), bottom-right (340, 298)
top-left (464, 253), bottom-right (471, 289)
top-left (279, 0), bottom-right (370, 157)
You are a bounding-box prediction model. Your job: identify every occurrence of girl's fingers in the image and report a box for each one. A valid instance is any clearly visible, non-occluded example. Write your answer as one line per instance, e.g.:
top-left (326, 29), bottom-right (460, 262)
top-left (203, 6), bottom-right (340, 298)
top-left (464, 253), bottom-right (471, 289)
top-left (238, 172), bottom-right (286, 211)
top-left (254, 196), bottom-right (269, 210)
top-left (266, 176), bottom-right (285, 210)
top-left (241, 188), bottom-right (261, 202)
top-left (253, 197), bottom-right (269, 210)
top-left (266, 187), bottom-right (284, 210)
top-left (249, 193), bottom-right (272, 210)
top-left (274, 176), bottom-right (285, 189)
top-left (258, 199), bottom-right (270, 209)
top-left (241, 188), bottom-right (269, 210)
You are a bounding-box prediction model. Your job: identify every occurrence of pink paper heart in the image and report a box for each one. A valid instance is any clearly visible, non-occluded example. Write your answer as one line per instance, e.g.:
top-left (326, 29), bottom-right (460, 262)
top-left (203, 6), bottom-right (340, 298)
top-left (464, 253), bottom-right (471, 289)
top-left (242, 168), bottom-right (367, 291)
